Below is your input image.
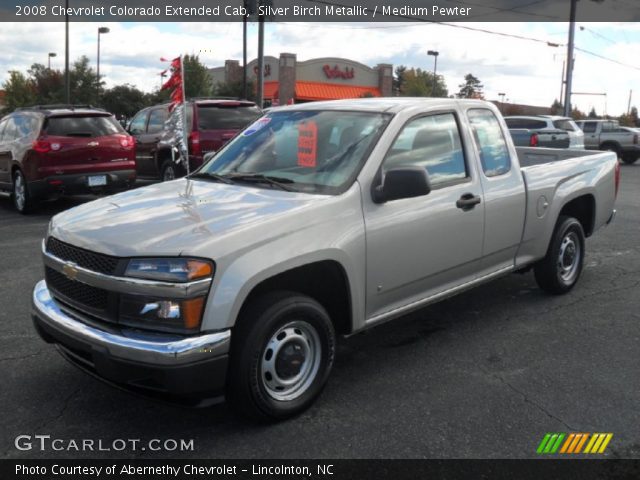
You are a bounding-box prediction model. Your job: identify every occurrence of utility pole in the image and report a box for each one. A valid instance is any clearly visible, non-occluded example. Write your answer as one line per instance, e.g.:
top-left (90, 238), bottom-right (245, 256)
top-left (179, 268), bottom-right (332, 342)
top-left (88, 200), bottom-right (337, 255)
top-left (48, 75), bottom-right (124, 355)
top-left (64, 0), bottom-right (70, 104)
top-left (242, 14), bottom-right (248, 99)
top-left (628, 90), bottom-right (633, 115)
top-left (427, 50), bottom-right (439, 97)
top-left (563, 0), bottom-right (577, 117)
top-left (256, 14), bottom-right (264, 108)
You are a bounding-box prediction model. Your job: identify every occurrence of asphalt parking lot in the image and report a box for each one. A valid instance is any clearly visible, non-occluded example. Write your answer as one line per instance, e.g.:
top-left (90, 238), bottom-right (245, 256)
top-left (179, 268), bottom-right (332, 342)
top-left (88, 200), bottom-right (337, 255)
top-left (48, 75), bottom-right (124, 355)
top-left (1, 165), bottom-right (639, 460)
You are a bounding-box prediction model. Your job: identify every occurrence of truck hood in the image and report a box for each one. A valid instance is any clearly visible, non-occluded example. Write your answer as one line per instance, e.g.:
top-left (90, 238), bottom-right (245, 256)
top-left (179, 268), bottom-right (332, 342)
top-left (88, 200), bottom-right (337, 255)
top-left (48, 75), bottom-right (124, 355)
top-left (49, 178), bottom-right (327, 257)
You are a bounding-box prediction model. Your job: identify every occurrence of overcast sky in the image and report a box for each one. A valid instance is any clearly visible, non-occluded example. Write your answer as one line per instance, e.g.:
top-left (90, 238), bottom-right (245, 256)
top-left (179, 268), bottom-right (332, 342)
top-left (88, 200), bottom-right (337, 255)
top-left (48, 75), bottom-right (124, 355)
top-left (1, 21), bottom-right (638, 115)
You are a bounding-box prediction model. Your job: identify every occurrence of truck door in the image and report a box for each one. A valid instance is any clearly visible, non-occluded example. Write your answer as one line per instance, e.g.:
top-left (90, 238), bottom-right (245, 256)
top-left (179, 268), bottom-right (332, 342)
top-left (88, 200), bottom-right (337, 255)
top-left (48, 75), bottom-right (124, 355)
top-left (128, 110), bottom-right (154, 176)
top-left (466, 108), bottom-right (527, 273)
top-left (363, 111), bottom-right (485, 321)
top-left (581, 121), bottom-right (599, 149)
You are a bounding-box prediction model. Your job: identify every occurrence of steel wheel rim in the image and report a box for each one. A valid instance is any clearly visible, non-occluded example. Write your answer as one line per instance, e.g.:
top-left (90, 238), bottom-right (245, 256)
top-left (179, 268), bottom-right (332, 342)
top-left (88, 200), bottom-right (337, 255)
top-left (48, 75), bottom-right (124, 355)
top-left (163, 166), bottom-right (175, 181)
top-left (558, 231), bottom-right (581, 283)
top-left (260, 320), bottom-right (322, 401)
top-left (14, 173), bottom-right (25, 210)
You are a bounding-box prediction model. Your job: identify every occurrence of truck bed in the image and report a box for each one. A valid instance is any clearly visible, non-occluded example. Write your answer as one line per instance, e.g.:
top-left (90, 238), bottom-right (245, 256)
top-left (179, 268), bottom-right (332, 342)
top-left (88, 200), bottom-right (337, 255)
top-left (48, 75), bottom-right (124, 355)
top-left (515, 147), bottom-right (618, 268)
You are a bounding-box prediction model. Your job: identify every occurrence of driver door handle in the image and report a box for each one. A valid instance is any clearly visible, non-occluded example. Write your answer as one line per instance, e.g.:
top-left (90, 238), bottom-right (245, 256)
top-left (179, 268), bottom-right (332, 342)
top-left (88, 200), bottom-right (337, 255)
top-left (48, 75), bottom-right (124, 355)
top-left (456, 193), bottom-right (481, 211)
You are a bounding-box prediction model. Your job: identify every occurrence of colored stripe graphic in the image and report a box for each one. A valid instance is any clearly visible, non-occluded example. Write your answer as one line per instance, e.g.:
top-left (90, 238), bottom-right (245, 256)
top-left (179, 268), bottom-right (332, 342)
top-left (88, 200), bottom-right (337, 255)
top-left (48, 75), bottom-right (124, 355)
top-left (537, 433), bottom-right (566, 454)
top-left (538, 433), bottom-right (613, 454)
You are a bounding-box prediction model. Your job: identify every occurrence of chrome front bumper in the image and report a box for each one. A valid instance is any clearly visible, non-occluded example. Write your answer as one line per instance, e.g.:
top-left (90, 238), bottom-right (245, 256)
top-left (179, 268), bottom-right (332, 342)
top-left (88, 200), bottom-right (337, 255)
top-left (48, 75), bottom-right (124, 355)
top-left (31, 280), bottom-right (230, 366)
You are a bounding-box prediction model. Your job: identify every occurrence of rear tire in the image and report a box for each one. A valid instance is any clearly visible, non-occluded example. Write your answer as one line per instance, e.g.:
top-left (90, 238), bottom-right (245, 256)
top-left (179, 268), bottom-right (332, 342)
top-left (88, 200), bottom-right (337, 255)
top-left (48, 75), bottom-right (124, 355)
top-left (622, 155), bottom-right (637, 165)
top-left (160, 160), bottom-right (179, 182)
top-left (601, 143), bottom-right (621, 159)
top-left (534, 216), bottom-right (585, 295)
top-left (12, 169), bottom-right (33, 214)
top-left (227, 291), bottom-right (336, 421)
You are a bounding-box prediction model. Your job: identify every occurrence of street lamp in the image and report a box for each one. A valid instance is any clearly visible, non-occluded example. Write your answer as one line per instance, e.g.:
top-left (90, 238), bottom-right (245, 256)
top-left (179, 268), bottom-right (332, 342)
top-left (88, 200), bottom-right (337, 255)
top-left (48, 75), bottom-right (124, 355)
top-left (427, 50), bottom-right (439, 97)
top-left (498, 92), bottom-right (506, 113)
top-left (47, 52), bottom-right (57, 70)
top-left (97, 26), bottom-right (110, 101)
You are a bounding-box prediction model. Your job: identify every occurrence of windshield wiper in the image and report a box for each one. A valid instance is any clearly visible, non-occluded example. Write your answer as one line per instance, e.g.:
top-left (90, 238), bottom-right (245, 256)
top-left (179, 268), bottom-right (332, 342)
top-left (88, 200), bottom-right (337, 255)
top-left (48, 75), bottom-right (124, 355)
top-left (189, 172), bottom-right (235, 184)
top-left (317, 133), bottom-right (373, 173)
top-left (227, 173), bottom-right (296, 191)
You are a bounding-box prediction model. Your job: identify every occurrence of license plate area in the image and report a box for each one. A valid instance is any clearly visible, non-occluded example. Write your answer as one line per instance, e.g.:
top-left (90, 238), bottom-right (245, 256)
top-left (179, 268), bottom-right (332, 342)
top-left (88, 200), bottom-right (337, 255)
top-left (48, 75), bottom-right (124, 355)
top-left (87, 175), bottom-right (107, 187)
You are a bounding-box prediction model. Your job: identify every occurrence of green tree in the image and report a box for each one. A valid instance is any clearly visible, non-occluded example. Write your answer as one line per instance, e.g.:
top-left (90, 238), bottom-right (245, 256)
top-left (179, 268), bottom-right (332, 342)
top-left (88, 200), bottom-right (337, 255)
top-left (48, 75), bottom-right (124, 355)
top-left (630, 106), bottom-right (639, 127)
top-left (27, 63), bottom-right (65, 105)
top-left (182, 54), bottom-right (212, 99)
top-left (550, 99), bottom-right (563, 115)
top-left (101, 84), bottom-right (149, 118)
top-left (1, 71), bottom-right (36, 112)
top-left (396, 67), bottom-right (448, 98)
top-left (212, 79), bottom-right (255, 101)
top-left (69, 56), bottom-right (99, 105)
top-left (393, 65), bottom-right (407, 95)
top-left (456, 73), bottom-right (484, 99)
top-left (588, 107), bottom-right (598, 119)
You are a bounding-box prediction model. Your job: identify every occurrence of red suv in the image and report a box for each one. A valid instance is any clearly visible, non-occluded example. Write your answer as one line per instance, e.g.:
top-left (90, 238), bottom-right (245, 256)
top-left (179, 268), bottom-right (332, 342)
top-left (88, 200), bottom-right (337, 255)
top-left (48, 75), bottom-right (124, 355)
top-left (128, 99), bottom-right (261, 181)
top-left (0, 105), bottom-right (136, 213)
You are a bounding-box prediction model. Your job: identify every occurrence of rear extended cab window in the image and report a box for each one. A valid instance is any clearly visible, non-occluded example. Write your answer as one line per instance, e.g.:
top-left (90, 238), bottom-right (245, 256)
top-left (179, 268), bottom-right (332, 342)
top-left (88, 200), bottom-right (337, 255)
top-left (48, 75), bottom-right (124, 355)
top-left (467, 109), bottom-right (511, 177)
top-left (45, 115), bottom-right (124, 137)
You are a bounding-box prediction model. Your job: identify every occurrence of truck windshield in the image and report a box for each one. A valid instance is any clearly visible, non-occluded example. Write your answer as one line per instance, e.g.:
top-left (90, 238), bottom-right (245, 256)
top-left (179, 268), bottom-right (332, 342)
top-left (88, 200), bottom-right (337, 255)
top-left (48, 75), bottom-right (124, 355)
top-left (197, 110), bottom-right (390, 194)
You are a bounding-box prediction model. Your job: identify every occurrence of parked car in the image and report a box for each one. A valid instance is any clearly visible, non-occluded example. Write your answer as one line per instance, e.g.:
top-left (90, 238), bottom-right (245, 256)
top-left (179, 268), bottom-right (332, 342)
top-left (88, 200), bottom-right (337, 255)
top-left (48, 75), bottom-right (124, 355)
top-left (503, 115), bottom-right (579, 149)
top-left (576, 119), bottom-right (640, 164)
top-left (128, 99), bottom-right (261, 181)
top-left (33, 99), bottom-right (618, 420)
top-left (0, 105), bottom-right (136, 213)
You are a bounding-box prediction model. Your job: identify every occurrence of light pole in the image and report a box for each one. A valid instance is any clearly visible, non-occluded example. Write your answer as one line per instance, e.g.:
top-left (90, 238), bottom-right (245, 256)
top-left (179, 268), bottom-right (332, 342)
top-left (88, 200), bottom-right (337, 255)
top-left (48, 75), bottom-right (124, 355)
top-left (498, 92), bottom-right (506, 113)
top-left (427, 50), bottom-right (439, 97)
top-left (47, 52), bottom-right (57, 70)
top-left (159, 71), bottom-right (167, 90)
top-left (96, 26), bottom-right (110, 102)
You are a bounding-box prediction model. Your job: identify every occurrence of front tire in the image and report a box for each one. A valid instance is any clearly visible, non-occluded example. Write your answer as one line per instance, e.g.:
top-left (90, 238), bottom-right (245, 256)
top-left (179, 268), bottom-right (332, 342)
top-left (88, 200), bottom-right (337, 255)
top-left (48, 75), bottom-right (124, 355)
top-left (622, 154), bottom-right (637, 165)
top-left (12, 169), bottom-right (33, 214)
top-left (534, 216), bottom-right (585, 295)
top-left (227, 291), bottom-right (336, 421)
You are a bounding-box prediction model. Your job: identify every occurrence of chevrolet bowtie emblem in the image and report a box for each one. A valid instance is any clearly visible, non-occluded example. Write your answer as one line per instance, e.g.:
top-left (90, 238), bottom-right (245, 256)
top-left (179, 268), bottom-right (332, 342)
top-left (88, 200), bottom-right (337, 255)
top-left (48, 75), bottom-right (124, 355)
top-left (62, 263), bottom-right (79, 281)
top-left (87, 141), bottom-right (99, 147)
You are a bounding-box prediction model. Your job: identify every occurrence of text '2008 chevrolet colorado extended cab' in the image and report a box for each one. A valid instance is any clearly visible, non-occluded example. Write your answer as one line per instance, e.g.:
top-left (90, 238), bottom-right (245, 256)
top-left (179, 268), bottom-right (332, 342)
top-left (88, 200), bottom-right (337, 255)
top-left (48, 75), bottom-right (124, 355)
top-left (32, 99), bottom-right (619, 420)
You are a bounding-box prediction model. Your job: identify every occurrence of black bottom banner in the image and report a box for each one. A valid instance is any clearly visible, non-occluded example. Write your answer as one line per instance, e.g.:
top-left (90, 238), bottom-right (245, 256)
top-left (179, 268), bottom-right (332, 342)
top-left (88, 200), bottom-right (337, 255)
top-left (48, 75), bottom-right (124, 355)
top-left (3, 459), bottom-right (640, 480)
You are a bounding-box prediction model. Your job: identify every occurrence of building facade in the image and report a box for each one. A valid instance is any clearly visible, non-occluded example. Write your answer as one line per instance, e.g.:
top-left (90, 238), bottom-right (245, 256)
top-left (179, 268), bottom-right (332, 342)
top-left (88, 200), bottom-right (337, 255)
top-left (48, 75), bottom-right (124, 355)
top-left (209, 53), bottom-right (393, 105)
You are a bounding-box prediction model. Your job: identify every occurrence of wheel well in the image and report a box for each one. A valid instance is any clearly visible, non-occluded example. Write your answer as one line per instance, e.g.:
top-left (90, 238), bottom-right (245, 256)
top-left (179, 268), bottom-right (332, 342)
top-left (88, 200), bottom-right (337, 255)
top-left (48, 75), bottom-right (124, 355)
top-left (600, 141), bottom-right (620, 152)
top-left (241, 261), bottom-right (352, 335)
top-left (558, 194), bottom-right (595, 237)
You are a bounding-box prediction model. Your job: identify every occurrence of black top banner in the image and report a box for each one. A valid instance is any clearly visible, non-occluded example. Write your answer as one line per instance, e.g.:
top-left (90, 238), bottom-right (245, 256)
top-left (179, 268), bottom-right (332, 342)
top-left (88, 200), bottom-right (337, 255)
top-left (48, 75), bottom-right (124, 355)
top-left (3, 0), bottom-right (640, 22)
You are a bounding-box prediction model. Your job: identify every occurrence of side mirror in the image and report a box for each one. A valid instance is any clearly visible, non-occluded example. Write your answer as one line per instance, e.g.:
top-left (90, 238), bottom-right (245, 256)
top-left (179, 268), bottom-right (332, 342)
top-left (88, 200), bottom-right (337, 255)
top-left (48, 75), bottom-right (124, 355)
top-left (372, 166), bottom-right (431, 203)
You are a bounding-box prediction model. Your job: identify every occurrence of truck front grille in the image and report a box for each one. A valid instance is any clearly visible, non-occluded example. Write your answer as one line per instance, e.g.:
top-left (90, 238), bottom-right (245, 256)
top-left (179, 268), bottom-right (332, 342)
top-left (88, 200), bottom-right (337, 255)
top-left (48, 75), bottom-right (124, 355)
top-left (46, 237), bottom-right (120, 275)
top-left (45, 266), bottom-right (109, 313)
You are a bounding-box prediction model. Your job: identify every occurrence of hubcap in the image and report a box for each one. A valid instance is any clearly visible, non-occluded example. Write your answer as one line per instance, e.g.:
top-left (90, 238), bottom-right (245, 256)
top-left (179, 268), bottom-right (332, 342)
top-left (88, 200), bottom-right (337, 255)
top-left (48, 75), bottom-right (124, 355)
top-left (14, 173), bottom-right (25, 210)
top-left (557, 231), bottom-right (581, 283)
top-left (261, 321), bottom-right (321, 401)
top-left (163, 166), bottom-right (175, 181)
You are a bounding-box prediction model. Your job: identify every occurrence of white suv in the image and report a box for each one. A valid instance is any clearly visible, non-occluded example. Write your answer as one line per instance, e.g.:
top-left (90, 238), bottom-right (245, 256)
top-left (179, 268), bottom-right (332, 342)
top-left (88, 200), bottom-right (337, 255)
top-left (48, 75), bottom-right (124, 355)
top-left (507, 115), bottom-right (585, 149)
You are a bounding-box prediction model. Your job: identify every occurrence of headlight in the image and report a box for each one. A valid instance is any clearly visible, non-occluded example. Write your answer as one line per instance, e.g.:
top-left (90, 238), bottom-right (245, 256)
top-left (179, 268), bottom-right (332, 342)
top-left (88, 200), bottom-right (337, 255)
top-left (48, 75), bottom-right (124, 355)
top-left (125, 258), bottom-right (213, 283)
top-left (119, 295), bottom-right (206, 334)
top-left (121, 257), bottom-right (214, 333)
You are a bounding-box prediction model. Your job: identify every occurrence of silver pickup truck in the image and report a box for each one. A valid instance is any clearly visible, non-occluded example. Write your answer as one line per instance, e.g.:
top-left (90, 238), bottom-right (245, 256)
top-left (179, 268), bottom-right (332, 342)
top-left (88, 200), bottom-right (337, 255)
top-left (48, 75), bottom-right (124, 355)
top-left (32, 99), bottom-right (619, 420)
top-left (577, 119), bottom-right (640, 164)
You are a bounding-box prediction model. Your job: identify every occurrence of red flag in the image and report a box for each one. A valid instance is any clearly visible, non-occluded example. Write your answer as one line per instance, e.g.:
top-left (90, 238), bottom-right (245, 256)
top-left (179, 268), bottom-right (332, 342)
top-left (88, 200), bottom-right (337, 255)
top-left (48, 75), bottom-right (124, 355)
top-left (160, 56), bottom-right (184, 111)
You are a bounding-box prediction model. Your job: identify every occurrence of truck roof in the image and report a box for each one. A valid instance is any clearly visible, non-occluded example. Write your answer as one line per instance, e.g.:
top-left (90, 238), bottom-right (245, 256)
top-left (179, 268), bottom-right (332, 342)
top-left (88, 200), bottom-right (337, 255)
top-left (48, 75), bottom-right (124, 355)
top-left (276, 97), bottom-right (491, 114)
